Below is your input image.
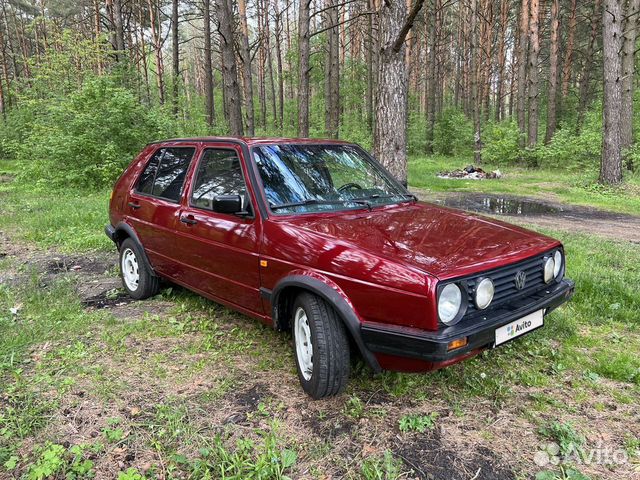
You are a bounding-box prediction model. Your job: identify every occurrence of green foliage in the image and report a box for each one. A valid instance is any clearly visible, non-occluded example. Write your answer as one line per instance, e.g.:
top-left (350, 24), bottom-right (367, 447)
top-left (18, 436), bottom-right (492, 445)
top-left (117, 468), bottom-right (147, 480)
top-left (538, 422), bottom-right (585, 457)
top-left (15, 75), bottom-right (172, 189)
top-left (482, 120), bottom-right (522, 165)
top-left (532, 107), bottom-right (602, 170)
top-left (433, 107), bottom-right (473, 157)
top-left (398, 412), bottom-right (438, 433)
top-left (26, 443), bottom-right (95, 480)
top-left (344, 395), bottom-right (365, 419)
top-left (360, 451), bottom-right (403, 480)
top-left (535, 467), bottom-right (591, 480)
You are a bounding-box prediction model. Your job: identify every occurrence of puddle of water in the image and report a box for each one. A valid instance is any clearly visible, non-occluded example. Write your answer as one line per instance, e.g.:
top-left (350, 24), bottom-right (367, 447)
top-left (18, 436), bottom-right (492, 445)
top-left (434, 194), bottom-right (562, 216)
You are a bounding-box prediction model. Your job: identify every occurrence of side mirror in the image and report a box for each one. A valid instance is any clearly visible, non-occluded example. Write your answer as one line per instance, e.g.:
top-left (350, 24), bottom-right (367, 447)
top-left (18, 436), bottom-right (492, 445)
top-left (212, 195), bottom-right (244, 215)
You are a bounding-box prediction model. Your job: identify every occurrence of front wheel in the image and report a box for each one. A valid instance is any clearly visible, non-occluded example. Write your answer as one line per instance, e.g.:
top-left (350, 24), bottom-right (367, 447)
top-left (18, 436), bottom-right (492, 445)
top-left (119, 238), bottom-right (159, 300)
top-left (292, 293), bottom-right (350, 399)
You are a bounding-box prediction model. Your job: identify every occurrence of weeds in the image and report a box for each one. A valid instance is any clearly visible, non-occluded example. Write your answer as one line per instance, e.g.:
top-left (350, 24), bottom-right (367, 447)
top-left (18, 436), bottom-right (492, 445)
top-left (538, 422), bottom-right (585, 458)
top-left (398, 412), bottom-right (438, 433)
top-left (360, 451), bottom-right (403, 480)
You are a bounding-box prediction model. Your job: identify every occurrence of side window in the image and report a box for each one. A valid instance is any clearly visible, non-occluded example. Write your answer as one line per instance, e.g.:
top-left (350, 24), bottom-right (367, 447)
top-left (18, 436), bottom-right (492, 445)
top-left (153, 148), bottom-right (196, 201)
top-left (137, 148), bottom-right (164, 195)
top-left (191, 149), bottom-right (247, 210)
top-left (135, 147), bottom-right (195, 202)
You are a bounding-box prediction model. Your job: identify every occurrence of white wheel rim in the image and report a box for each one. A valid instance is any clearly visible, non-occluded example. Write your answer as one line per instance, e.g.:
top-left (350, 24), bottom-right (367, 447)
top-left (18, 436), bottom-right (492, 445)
top-left (121, 248), bottom-right (140, 291)
top-left (294, 307), bottom-right (313, 381)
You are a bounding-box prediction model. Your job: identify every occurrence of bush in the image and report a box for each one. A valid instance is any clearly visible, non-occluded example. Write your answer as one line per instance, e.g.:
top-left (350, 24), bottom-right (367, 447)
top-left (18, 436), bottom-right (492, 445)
top-left (15, 76), bottom-right (173, 189)
top-left (482, 120), bottom-right (522, 165)
top-left (531, 105), bottom-right (602, 171)
top-left (433, 108), bottom-right (473, 157)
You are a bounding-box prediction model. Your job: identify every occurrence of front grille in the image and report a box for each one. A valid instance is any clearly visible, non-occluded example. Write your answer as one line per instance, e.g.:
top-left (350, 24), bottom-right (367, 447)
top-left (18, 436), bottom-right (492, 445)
top-left (464, 252), bottom-right (552, 318)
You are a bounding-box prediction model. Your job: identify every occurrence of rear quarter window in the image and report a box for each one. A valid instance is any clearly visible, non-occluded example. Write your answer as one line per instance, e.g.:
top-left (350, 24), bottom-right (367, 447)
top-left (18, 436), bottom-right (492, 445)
top-left (135, 147), bottom-right (196, 202)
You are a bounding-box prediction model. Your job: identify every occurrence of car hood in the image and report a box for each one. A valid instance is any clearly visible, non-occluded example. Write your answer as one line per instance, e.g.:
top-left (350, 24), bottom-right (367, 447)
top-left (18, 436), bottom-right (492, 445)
top-left (281, 202), bottom-right (560, 279)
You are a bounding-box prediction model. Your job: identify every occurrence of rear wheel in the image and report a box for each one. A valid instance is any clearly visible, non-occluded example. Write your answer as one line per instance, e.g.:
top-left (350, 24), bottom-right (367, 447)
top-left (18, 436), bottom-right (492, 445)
top-left (119, 238), bottom-right (159, 300)
top-left (292, 293), bottom-right (350, 399)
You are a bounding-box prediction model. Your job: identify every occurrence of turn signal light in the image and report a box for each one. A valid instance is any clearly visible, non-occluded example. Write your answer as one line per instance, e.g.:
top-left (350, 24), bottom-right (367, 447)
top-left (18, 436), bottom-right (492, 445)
top-left (447, 337), bottom-right (468, 351)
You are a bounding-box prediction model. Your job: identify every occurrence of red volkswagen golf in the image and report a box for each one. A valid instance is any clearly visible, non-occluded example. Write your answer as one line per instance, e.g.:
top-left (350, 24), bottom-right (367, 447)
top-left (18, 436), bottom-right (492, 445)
top-left (106, 138), bottom-right (574, 398)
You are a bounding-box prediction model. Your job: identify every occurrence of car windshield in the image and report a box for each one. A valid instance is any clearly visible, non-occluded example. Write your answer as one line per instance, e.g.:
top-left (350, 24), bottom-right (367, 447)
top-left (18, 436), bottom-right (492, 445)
top-left (253, 144), bottom-right (410, 214)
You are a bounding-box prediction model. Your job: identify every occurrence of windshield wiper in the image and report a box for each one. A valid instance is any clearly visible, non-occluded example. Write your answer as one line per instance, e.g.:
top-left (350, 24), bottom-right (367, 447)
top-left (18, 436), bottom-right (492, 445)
top-left (270, 198), bottom-right (376, 211)
top-left (352, 193), bottom-right (418, 204)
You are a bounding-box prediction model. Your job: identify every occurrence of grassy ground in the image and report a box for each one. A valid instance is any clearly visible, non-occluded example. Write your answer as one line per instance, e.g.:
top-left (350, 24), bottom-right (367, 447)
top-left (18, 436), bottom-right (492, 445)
top-left (409, 156), bottom-right (640, 215)
top-left (1, 158), bottom-right (639, 479)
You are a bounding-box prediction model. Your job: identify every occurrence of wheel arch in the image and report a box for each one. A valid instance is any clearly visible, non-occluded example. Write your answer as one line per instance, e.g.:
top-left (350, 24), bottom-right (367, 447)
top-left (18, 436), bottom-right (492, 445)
top-left (271, 274), bottom-right (381, 373)
top-left (113, 222), bottom-right (158, 277)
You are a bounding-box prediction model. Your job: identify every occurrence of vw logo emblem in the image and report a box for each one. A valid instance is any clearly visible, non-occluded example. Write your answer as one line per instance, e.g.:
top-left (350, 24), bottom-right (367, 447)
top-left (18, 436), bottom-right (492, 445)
top-left (514, 270), bottom-right (527, 290)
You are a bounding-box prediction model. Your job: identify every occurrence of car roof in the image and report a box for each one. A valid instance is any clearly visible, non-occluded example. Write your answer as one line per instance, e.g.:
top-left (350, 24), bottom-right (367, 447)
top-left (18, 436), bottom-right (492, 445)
top-left (148, 136), bottom-right (354, 147)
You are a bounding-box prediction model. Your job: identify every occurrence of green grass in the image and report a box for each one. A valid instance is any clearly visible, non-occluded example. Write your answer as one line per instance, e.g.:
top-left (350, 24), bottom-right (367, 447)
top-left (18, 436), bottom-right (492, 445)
top-left (408, 155), bottom-right (640, 215)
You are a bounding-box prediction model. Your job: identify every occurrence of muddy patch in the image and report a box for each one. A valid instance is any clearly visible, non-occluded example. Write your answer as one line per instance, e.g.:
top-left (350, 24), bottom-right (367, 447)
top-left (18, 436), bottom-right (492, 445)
top-left (394, 429), bottom-right (515, 480)
top-left (82, 289), bottom-right (135, 309)
top-left (414, 191), bottom-right (640, 243)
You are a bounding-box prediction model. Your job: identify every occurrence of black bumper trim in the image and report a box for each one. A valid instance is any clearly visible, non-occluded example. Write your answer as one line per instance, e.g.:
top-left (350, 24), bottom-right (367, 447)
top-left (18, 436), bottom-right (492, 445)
top-left (105, 224), bottom-right (117, 243)
top-left (360, 278), bottom-right (575, 363)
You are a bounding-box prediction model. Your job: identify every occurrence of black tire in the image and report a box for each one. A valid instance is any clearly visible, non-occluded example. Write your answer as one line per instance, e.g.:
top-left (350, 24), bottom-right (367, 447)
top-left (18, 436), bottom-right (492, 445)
top-left (292, 292), bottom-right (350, 399)
top-left (119, 238), bottom-right (159, 300)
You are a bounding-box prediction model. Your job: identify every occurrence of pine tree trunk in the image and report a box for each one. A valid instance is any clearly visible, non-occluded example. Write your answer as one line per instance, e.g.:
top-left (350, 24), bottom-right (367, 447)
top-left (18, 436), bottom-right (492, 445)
top-left (203, 0), bottom-right (215, 126)
top-left (516, 0), bottom-right (529, 146)
top-left (600, 0), bottom-right (623, 184)
top-left (560, 0), bottom-right (576, 97)
top-left (495, 0), bottom-right (508, 121)
top-left (172, 0), bottom-right (180, 117)
top-left (216, 0), bottom-right (244, 135)
top-left (577, 0), bottom-right (601, 132)
top-left (620, 0), bottom-right (640, 151)
top-left (298, 0), bottom-right (311, 137)
top-left (238, 0), bottom-right (255, 135)
top-left (324, 0), bottom-right (340, 138)
top-left (265, 0), bottom-right (277, 128)
top-left (274, 1), bottom-right (285, 131)
top-left (544, 0), bottom-right (559, 144)
top-left (527, 0), bottom-right (539, 147)
top-left (148, 0), bottom-right (165, 104)
top-left (426, 0), bottom-right (436, 153)
top-left (470, 0), bottom-right (481, 163)
top-left (374, 0), bottom-right (425, 185)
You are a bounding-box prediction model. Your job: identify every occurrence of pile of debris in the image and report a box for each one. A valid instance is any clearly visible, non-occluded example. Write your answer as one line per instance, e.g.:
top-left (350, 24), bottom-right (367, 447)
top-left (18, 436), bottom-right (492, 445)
top-left (437, 165), bottom-right (502, 180)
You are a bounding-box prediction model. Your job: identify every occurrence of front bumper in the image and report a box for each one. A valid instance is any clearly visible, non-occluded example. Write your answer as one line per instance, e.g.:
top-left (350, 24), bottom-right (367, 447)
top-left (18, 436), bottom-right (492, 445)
top-left (360, 278), bottom-right (574, 363)
top-left (105, 224), bottom-right (117, 243)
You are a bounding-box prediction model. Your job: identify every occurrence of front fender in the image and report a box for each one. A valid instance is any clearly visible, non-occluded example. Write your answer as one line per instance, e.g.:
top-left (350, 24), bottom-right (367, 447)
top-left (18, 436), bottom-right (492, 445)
top-left (271, 271), bottom-right (382, 373)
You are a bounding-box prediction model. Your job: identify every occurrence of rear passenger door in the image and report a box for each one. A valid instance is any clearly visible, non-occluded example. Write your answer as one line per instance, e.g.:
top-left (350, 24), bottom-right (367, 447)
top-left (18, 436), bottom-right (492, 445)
top-left (126, 145), bottom-right (197, 276)
top-left (172, 146), bottom-right (263, 315)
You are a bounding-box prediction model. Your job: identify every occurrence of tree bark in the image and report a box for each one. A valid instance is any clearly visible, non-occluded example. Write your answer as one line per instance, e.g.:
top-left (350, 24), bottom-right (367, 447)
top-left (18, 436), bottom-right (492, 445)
top-left (495, 0), bottom-right (508, 121)
top-left (203, 0), bottom-right (215, 126)
top-left (238, 0), bottom-right (255, 135)
top-left (324, 0), bottom-right (340, 138)
top-left (600, 0), bottom-right (623, 184)
top-left (470, 0), bottom-right (481, 163)
top-left (426, 0), bottom-right (436, 153)
top-left (560, 0), bottom-right (576, 97)
top-left (620, 0), bottom-right (640, 150)
top-left (274, 0), bottom-right (285, 130)
top-left (374, 0), bottom-right (425, 185)
top-left (298, 0), bottom-right (311, 137)
top-left (516, 0), bottom-right (529, 146)
top-left (544, 0), bottom-right (559, 144)
top-left (148, 0), bottom-right (165, 104)
top-left (527, 0), bottom-right (540, 147)
top-left (577, 0), bottom-right (601, 132)
top-left (172, 0), bottom-right (180, 117)
top-left (216, 0), bottom-right (244, 135)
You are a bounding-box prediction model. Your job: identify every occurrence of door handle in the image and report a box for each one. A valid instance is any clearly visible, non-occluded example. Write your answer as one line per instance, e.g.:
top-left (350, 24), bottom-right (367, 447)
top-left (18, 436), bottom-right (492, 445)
top-left (180, 216), bottom-right (198, 225)
top-left (127, 202), bottom-right (141, 209)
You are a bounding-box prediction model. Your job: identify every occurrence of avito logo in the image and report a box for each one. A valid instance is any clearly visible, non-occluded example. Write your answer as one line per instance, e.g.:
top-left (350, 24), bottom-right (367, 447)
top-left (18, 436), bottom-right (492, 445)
top-left (508, 319), bottom-right (532, 337)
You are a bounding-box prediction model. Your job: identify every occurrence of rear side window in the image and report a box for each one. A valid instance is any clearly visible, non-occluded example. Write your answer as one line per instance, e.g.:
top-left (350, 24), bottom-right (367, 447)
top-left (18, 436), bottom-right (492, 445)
top-left (191, 149), bottom-right (247, 210)
top-left (136, 147), bottom-right (195, 202)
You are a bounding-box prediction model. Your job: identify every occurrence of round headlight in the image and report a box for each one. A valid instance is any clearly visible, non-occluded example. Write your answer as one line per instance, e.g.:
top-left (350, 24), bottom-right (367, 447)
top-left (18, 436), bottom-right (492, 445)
top-left (438, 283), bottom-right (463, 325)
top-left (544, 256), bottom-right (555, 283)
top-left (553, 250), bottom-right (562, 278)
top-left (475, 278), bottom-right (495, 310)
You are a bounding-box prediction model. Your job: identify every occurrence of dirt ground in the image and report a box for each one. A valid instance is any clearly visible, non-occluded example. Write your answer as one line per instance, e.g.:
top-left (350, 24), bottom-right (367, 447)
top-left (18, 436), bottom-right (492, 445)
top-left (1, 217), bottom-right (639, 479)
